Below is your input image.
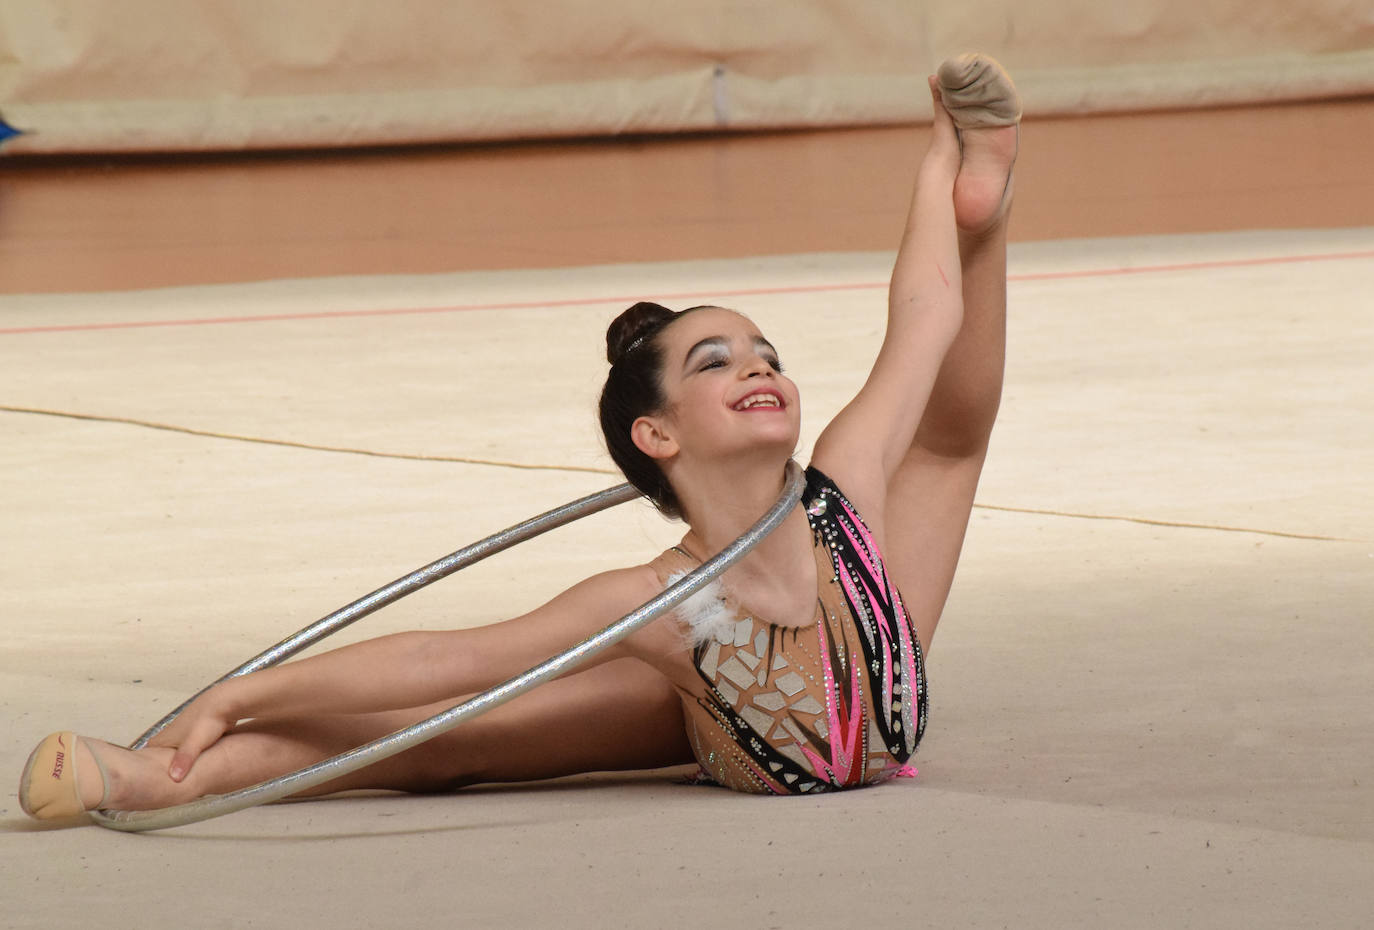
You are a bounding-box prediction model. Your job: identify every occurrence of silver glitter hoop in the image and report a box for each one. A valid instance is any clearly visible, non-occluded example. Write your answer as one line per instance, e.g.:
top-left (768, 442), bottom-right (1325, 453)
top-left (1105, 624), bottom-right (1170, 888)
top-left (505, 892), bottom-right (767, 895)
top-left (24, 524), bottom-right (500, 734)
top-left (91, 461), bottom-right (805, 833)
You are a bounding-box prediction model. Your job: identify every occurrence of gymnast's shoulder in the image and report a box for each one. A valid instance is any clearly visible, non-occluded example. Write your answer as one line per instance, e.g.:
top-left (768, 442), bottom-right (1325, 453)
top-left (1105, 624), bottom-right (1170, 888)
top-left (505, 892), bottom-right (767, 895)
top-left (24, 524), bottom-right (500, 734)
top-left (537, 561), bottom-right (689, 661)
top-left (547, 562), bottom-right (662, 611)
top-left (518, 561), bottom-right (667, 631)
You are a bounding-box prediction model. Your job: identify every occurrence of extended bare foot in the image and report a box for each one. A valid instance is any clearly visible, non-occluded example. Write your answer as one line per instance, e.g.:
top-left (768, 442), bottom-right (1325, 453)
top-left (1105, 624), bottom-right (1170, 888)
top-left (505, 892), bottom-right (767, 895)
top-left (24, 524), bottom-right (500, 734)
top-left (935, 54), bottom-right (1021, 235)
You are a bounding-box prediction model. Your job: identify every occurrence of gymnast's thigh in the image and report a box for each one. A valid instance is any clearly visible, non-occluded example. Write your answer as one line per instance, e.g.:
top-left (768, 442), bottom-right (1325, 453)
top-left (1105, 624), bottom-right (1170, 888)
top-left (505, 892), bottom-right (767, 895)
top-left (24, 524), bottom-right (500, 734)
top-left (329, 657), bottom-right (695, 792)
top-left (883, 444), bottom-right (988, 654)
top-left (462, 656), bottom-right (693, 783)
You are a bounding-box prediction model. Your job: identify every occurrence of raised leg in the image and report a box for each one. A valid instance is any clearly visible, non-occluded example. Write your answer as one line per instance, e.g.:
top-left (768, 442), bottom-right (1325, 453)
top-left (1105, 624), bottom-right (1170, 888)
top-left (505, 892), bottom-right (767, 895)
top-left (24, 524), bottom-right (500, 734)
top-left (884, 56), bottom-right (1018, 654)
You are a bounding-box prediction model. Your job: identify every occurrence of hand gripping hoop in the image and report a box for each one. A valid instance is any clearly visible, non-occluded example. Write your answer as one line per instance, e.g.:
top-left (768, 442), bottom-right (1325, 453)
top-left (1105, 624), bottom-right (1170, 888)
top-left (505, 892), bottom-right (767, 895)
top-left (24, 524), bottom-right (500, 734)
top-left (91, 462), bottom-right (805, 832)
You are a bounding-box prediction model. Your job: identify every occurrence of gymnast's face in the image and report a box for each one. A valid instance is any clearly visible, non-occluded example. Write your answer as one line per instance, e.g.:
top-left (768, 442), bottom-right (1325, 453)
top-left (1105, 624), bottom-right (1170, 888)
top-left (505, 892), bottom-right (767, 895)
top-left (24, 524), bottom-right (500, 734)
top-left (634, 307), bottom-right (800, 463)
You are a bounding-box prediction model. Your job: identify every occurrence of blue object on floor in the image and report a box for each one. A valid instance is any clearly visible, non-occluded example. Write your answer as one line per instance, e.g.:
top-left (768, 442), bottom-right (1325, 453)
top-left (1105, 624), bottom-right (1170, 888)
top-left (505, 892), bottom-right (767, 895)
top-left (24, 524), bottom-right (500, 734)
top-left (0, 115), bottom-right (24, 148)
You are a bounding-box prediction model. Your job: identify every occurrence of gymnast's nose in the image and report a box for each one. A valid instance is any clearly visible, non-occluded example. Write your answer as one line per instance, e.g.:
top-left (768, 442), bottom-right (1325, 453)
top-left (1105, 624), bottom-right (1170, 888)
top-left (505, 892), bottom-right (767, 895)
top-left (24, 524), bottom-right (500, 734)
top-left (743, 355), bottom-right (773, 377)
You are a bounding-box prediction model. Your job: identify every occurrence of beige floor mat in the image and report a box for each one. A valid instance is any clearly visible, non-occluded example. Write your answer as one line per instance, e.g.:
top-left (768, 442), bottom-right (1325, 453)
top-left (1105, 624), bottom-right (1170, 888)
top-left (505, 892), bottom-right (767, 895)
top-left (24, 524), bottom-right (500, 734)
top-left (2, 227), bottom-right (1371, 928)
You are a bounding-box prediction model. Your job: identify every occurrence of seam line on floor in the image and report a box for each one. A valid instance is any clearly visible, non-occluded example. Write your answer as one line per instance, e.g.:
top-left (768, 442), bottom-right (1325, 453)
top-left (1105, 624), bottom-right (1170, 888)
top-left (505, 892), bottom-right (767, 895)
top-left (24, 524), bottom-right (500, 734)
top-left (0, 404), bottom-right (612, 475)
top-left (4, 404), bottom-right (1362, 544)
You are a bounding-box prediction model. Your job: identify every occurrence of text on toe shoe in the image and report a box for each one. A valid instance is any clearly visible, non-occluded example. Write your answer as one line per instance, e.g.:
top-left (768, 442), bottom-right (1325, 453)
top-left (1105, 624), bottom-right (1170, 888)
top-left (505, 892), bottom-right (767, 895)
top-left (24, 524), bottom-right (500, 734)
top-left (51, 734), bottom-right (67, 780)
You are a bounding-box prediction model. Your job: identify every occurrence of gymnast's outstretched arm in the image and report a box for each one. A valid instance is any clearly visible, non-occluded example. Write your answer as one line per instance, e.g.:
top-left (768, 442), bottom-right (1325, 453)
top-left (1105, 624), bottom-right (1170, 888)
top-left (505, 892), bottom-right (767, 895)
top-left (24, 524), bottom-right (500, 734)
top-left (148, 564), bottom-right (669, 782)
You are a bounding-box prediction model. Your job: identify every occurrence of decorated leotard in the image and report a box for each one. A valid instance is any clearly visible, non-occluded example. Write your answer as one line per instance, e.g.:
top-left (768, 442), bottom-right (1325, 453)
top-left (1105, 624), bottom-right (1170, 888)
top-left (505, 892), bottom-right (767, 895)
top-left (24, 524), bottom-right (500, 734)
top-left (651, 466), bottom-right (927, 794)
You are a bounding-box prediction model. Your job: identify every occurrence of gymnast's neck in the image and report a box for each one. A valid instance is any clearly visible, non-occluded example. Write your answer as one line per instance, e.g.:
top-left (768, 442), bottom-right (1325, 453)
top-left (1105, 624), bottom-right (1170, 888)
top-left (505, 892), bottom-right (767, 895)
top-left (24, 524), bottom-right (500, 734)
top-left (670, 455), bottom-right (813, 590)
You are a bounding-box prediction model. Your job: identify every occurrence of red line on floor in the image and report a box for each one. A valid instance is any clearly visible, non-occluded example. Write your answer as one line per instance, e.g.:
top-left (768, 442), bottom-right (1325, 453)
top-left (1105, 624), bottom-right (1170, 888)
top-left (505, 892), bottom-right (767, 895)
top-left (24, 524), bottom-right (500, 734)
top-left (2, 249), bottom-right (1370, 336)
top-left (1008, 249), bottom-right (1374, 282)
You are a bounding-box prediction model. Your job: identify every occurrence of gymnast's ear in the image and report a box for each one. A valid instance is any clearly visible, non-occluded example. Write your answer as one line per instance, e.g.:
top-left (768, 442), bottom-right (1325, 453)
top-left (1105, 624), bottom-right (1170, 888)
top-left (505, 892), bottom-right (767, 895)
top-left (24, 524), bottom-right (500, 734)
top-left (631, 414), bottom-right (678, 461)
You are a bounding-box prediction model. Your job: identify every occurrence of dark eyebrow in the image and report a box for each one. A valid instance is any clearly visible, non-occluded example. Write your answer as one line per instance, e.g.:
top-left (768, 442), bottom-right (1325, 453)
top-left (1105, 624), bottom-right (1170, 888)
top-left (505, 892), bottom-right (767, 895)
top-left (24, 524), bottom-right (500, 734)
top-left (683, 336), bottom-right (727, 371)
top-left (683, 335), bottom-right (780, 371)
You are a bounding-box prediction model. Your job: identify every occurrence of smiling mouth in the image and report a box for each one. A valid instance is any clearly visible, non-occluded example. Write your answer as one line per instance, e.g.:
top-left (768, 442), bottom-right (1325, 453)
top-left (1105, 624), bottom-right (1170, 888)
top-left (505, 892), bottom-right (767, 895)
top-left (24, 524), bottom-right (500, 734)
top-left (733, 393), bottom-right (783, 411)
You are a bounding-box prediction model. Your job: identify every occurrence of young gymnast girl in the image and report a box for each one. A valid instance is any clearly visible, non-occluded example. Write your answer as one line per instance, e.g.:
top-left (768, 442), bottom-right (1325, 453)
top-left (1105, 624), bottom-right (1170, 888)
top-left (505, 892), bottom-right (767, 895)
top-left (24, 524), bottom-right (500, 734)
top-left (20, 54), bottom-right (1020, 817)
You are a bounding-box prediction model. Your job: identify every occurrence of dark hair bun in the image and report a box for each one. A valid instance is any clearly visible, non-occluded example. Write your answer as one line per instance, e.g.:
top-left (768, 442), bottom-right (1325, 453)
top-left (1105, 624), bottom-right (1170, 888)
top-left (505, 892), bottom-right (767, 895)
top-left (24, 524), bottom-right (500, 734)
top-left (606, 301), bottom-right (675, 365)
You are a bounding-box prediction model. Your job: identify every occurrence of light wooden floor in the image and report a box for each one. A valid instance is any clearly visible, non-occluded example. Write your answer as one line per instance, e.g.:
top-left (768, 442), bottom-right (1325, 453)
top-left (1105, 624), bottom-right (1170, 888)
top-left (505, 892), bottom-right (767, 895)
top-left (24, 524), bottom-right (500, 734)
top-left (2, 97), bottom-right (1372, 294)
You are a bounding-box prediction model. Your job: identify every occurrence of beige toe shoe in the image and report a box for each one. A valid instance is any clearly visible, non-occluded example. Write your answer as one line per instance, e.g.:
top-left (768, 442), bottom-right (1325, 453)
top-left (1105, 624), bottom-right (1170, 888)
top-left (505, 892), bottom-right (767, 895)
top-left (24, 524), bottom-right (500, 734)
top-left (936, 54), bottom-right (1023, 129)
top-left (18, 731), bottom-right (107, 820)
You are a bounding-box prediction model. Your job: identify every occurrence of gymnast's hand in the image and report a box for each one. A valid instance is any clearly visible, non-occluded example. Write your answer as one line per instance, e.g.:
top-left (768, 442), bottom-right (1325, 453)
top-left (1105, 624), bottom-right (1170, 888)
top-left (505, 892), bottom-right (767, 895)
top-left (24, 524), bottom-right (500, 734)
top-left (146, 682), bottom-right (241, 782)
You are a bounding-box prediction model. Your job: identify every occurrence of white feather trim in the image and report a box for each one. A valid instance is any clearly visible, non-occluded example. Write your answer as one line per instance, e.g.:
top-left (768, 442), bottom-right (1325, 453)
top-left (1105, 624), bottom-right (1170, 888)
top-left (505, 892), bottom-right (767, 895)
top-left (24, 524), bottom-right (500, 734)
top-left (666, 571), bottom-right (738, 647)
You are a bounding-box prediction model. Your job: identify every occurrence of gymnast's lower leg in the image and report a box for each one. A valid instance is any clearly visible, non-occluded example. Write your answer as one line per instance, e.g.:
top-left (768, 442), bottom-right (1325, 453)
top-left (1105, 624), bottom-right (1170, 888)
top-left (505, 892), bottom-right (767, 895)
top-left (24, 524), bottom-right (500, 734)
top-left (23, 658), bottom-right (690, 816)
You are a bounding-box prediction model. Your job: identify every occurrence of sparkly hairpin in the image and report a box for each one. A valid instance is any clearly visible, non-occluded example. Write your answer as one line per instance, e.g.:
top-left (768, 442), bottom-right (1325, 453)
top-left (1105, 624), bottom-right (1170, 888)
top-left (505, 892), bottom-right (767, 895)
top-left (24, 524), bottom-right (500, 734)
top-left (615, 309), bottom-right (676, 365)
top-left (620, 327), bottom-right (661, 361)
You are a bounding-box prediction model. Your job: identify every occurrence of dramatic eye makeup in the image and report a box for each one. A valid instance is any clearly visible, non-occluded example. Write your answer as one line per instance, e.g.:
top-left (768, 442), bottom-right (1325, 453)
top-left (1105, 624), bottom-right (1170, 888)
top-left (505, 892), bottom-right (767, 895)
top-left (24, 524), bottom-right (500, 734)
top-left (683, 337), bottom-right (729, 373)
top-left (683, 335), bottom-right (783, 374)
top-left (752, 337), bottom-right (785, 373)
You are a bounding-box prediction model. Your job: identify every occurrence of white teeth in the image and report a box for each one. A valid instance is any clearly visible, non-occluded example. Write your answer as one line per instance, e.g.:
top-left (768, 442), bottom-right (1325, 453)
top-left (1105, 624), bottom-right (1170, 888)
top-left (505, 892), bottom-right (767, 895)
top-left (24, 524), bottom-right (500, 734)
top-left (735, 394), bottom-right (780, 410)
